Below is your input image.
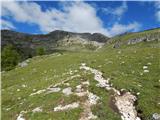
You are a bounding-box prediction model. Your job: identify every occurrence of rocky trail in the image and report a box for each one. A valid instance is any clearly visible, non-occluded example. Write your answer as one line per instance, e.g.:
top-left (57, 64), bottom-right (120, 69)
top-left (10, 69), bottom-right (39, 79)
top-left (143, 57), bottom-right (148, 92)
top-left (17, 63), bottom-right (141, 120)
top-left (80, 63), bottom-right (141, 120)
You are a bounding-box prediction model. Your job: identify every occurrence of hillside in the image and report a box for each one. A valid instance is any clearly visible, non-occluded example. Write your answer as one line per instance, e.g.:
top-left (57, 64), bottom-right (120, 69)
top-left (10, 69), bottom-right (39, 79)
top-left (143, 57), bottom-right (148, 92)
top-left (1, 30), bottom-right (109, 57)
top-left (1, 28), bottom-right (160, 120)
top-left (108, 28), bottom-right (160, 48)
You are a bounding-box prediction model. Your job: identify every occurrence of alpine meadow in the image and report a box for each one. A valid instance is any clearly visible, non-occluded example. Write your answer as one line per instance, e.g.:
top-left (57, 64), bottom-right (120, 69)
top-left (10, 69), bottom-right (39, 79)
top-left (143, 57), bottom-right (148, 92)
top-left (1, 1), bottom-right (160, 120)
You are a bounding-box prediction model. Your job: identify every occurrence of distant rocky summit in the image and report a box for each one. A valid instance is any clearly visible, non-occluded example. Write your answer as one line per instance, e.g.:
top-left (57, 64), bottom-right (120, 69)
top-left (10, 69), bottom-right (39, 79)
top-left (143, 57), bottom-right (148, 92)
top-left (1, 30), bottom-right (109, 58)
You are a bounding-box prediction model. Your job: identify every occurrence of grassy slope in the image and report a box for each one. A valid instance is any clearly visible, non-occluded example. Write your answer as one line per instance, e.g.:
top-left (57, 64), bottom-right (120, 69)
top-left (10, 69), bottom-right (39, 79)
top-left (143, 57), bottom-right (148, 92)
top-left (2, 40), bottom-right (160, 120)
top-left (109, 28), bottom-right (160, 44)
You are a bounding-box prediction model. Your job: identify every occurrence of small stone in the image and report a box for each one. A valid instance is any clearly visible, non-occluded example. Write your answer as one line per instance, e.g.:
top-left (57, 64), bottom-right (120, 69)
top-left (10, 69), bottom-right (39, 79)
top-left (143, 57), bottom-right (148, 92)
top-left (54, 102), bottom-right (79, 112)
top-left (47, 87), bottom-right (61, 93)
top-left (62, 87), bottom-right (72, 96)
top-left (18, 61), bottom-right (28, 67)
top-left (136, 92), bottom-right (140, 95)
top-left (140, 73), bottom-right (143, 76)
top-left (22, 84), bottom-right (26, 88)
top-left (16, 113), bottom-right (25, 120)
top-left (32, 107), bottom-right (42, 113)
top-left (98, 65), bottom-right (102, 68)
top-left (6, 107), bottom-right (11, 111)
top-left (143, 66), bottom-right (148, 69)
top-left (88, 92), bottom-right (100, 105)
top-left (33, 89), bottom-right (36, 91)
top-left (17, 89), bottom-right (20, 92)
top-left (82, 81), bottom-right (90, 86)
top-left (118, 51), bottom-right (121, 54)
top-left (76, 85), bottom-right (82, 92)
top-left (18, 97), bottom-right (21, 100)
top-left (63, 83), bottom-right (70, 86)
top-left (144, 70), bottom-right (149, 73)
top-left (81, 63), bottom-right (86, 66)
top-left (152, 113), bottom-right (160, 120)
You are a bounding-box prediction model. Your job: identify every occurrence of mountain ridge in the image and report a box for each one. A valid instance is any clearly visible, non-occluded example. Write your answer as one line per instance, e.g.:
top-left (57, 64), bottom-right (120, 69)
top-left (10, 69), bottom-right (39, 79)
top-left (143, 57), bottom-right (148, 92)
top-left (1, 29), bottom-right (109, 61)
top-left (1, 28), bottom-right (160, 71)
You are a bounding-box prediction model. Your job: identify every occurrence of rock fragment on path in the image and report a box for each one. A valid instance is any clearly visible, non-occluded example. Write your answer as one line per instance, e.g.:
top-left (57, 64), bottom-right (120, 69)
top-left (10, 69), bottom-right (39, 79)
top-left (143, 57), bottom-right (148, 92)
top-left (46, 87), bottom-right (61, 94)
top-left (144, 70), bottom-right (149, 73)
top-left (16, 111), bottom-right (27, 120)
top-left (143, 66), bottom-right (148, 69)
top-left (88, 92), bottom-right (100, 105)
top-left (22, 84), bottom-right (27, 88)
top-left (32, 107), bottom-right (42, 113)
top-left (62, 87), bottom-right (72, 96)
top-left (30, 89), bottom-right (46, 96)
top-left (76, 85), bottom-right (83, 92)
top-left (54, 102), bottom-right (79, 111)
top-left (152, 113), bottom-right (160, 120)
top-left (82, 81), bottom-right (90, 86)
top-left (18, 61), bottom-right (28, 67)
top-left (17, 113), bottom-right (25, 120)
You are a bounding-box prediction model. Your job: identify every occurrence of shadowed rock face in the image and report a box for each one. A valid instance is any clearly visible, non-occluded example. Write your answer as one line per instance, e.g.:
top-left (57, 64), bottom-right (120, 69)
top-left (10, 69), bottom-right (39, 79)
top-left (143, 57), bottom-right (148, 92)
top-left (1, 29), bottom-right (109, 58)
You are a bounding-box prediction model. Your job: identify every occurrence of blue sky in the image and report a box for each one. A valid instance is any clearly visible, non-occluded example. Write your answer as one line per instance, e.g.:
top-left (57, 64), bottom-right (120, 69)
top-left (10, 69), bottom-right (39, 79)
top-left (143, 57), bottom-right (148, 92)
top-left (1, 1), bottom-right (160, 36)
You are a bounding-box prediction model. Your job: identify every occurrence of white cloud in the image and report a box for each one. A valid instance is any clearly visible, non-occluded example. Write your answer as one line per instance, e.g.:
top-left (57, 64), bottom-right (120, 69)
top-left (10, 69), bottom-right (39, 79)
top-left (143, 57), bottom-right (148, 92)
top-left (0, 19), bottom-right (15, 29)
top-left (101, 2), bottom-right (128, 20)
top-left (155, 1), bottom-right (160, 22)
top-left (108, 22), bottom-right (141, 36)
top-left (1, 1), bottom-right (109, 36)
top-left (1, 1), bottom-right (141, 37)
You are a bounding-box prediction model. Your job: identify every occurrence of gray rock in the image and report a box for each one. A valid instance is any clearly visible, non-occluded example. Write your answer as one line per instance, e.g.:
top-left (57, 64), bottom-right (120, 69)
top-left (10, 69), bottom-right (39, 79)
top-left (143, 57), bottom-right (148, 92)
top-left (18, 61), bottom-right (28, 67)
top-left (152, 113), bottom-right (160, 120)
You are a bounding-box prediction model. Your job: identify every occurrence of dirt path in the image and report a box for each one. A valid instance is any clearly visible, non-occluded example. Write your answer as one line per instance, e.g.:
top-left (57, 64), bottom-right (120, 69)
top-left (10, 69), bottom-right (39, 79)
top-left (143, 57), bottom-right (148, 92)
top-left (80, 63), bottom-right (141, 120)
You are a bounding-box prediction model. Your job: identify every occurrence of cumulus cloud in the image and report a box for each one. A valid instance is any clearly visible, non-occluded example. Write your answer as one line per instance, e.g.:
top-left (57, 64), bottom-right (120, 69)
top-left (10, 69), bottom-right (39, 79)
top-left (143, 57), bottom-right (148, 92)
top-left (108, 22), bottom-right (141, 36)
top-left (101, 2), bottom-right (128, 20)
top-left (1, 1), bottom-right (140, 37)
top-left (155, 1), bottom-right (160, 22)
top-left (1, 1), bottom-right (109, 35)
top-left (1, 19), bottom-right (15, 29)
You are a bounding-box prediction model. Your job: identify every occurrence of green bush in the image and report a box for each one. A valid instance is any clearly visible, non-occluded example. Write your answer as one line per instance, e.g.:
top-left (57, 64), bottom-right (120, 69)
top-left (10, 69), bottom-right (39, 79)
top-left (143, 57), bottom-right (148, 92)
top-left (85, 43), bottom-right (97, 50)
top-left (1, 45), bottom-right (21, 71)
top-left (36, 47), bottom-right (45, 56)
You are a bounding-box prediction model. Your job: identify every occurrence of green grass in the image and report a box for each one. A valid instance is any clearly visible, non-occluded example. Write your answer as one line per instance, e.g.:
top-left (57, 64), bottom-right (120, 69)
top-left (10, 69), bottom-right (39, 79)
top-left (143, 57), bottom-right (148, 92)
top-left (109, 28), bottom-right (160, 44)
top-left (2, 40), bottom-right (160, 120)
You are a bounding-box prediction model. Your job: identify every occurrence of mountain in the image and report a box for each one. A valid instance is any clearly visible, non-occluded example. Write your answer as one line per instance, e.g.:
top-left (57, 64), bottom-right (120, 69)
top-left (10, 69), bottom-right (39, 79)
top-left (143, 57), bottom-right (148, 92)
top-left (1, 30), bottom-right (109, 58)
